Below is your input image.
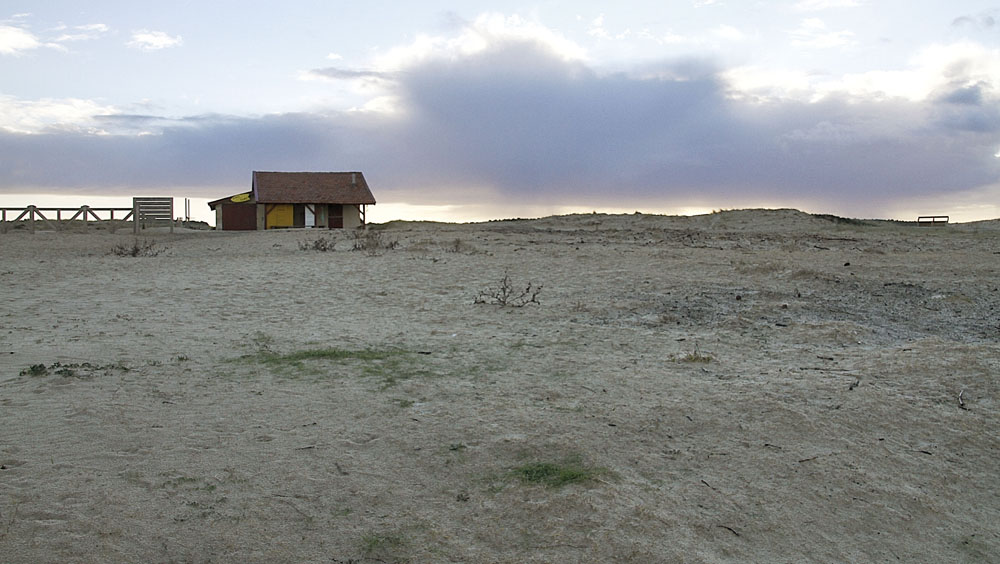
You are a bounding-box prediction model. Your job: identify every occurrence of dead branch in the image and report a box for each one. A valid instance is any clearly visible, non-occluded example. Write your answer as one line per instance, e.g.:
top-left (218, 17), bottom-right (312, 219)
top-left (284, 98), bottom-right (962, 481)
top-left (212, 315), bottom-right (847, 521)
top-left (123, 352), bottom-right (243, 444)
top-left (474, 271), bottom-right (542, 307)
top-left (718, 525), bottom-right (741, 537)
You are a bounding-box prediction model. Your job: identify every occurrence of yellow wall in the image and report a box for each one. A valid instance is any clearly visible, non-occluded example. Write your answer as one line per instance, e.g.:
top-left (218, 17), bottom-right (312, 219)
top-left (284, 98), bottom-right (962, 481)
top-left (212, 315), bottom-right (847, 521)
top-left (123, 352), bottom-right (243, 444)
top-left (265, 204), bottom-right (294, 228)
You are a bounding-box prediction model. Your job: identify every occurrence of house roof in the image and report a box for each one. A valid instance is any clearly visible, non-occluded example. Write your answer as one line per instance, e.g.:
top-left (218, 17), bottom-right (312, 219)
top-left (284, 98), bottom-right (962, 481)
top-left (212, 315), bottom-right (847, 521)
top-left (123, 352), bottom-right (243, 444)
top-left (207, 191), bottom-right (254, 209)
top-left (252, 171), bottom-right (376, 205)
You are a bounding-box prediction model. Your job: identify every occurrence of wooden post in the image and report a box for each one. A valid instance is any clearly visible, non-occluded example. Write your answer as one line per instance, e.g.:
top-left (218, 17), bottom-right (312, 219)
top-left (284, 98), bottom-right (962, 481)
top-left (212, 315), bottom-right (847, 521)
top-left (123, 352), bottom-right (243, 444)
top-left (29, 206), bottom-right (35, 234)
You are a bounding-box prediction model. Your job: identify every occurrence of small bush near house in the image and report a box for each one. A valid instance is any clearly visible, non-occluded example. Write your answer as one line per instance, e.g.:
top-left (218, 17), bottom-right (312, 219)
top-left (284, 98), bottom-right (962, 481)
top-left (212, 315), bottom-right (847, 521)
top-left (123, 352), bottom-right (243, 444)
top-left (298, 235), bottom-right (337, 251)
top-left (351, 230), bottom-right (399, 256)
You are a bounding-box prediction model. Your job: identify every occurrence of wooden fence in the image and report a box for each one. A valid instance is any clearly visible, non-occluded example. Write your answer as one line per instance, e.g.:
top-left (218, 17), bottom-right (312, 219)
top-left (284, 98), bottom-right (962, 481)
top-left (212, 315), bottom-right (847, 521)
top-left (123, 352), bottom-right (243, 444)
top-left (132, 197), bottom-right (174, 233)
top-left (1, 198), bottom-right (175, 234)
top-left (1, 206), bottom-right (133, 234)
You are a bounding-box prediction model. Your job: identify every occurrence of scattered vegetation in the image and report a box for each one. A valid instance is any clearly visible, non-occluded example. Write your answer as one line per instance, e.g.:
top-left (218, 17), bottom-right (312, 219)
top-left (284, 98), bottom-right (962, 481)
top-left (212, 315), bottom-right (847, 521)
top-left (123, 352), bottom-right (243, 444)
top-left (351, 229), bottom-right (399, 256)
top-left (259, 347), bottom-right (399, 365)
top-left (445, 237), bottom-right (480, 254)
top-left (109, 239), bottom-right (163, 257)
top-left (813, 213), bottom-right (870, 226)
top-left (366, 354), bottom-right (434, 390)
top-left (19, 361), bottom-right (130, 378)
top-left (510, 458), bottom-right (603, 488)
top-left (675, 350), bottom-right (714, 363)
top-left (249, 331), bottom-right (276, 355)
top-left (297, 235), bottom-right (338, 251)
top-left (237, 342), bottom-right (427, 389)
top-left (20, 364), bottom-right (48, 377)
top-left (360, 531), bottom-right (406, 558)
top-left (474, 271), bottom-right (543, 307)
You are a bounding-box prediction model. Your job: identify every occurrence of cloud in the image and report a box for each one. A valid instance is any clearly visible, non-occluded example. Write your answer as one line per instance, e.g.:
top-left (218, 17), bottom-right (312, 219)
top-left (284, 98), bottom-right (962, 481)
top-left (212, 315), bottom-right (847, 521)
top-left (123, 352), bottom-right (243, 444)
top-left (587, 14), bottom-right (609, 38)
top-left (1, 29), bottom-right (998, 220)
top-left (0, 24), bottom-right (41, 54)
top-left (727, 42), bottom-right (1000, 104)
top-left (952, 13), bottom-right (996, 29)
top-left (127, 30), bottom-right (182, 51)
top-left (0, 95), bottom-right (119, 134)
top-left (713, 24), bottom-right (747, 41)
top-left (372, 13), bottom-right (587, 71)
top-left (1, 19), bottom-right (110, 54)
top-left (788, 18), bottom-right (856, 49)
top-left (376, 45), bottom-right (997, 209)
top-left (305, 67), bottom-right (392, 81)
top-left (53, 23), bottom-right (109, 43)
top-left (794, 0), bottom-right (863, 11)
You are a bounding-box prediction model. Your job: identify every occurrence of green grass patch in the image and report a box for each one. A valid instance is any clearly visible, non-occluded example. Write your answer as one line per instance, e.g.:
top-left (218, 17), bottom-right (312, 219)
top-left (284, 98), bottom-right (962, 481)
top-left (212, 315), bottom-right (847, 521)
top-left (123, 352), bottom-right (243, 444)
top-left (237, 346), bottom-right (432, 389)
top-left (511, 459), bottom-right (602, 488)
top-left (364, 355), bottom-right (435, 390)
top-left (360, 531), bottom-right (406, 555)
top-left (260, 347), bottom-right (400, 365)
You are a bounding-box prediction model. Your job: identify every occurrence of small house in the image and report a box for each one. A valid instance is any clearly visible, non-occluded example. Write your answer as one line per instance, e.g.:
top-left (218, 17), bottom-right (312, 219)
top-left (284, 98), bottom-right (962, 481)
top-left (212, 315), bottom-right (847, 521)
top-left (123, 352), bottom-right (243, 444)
top-left (208, 171), bottom-right (376, 230)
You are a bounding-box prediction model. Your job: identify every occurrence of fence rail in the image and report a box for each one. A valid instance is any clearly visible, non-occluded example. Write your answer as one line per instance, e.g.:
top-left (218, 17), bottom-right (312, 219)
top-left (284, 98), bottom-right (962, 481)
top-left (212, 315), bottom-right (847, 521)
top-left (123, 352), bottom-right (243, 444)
top-left (1, 198), bottom-right (176, 234)
top-left (1, 206), bottom-right (134, 234)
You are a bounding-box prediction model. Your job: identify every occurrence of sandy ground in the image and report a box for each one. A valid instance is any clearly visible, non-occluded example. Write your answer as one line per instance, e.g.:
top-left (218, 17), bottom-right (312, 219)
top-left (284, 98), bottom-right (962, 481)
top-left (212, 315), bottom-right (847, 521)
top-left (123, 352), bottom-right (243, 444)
top-left (1, 209), bottom-right (998, 563)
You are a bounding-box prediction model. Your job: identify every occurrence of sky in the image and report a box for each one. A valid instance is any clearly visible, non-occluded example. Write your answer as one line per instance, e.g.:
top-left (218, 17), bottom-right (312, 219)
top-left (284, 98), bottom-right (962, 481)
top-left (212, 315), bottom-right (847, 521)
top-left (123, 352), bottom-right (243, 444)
top-left (1, 1), bottom-right (999, 224)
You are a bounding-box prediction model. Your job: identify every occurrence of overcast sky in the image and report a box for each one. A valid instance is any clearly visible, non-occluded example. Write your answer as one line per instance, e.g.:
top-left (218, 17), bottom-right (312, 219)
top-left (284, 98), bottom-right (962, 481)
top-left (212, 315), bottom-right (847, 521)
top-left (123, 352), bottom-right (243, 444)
top-left (1, 1), bottom-right (999, 222)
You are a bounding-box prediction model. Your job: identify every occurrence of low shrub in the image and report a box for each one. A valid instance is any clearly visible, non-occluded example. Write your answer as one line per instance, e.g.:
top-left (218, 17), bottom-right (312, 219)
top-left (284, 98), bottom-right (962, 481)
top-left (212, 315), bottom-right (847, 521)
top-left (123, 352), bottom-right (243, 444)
top-left (298, 235), bottom-right (337, 251)
top-left (110, 239), bottom-right (163, 257)
top-left (351, 230), bottom-right (398, 256)
top-left (474, 272), bottom-right (542, 307)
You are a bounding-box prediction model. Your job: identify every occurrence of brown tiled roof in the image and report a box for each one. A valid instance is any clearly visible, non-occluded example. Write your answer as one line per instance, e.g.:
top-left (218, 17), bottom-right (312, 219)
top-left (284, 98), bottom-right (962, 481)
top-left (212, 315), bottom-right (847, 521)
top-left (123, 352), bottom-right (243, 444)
top-left (252, 171), bottom-right (376, 204)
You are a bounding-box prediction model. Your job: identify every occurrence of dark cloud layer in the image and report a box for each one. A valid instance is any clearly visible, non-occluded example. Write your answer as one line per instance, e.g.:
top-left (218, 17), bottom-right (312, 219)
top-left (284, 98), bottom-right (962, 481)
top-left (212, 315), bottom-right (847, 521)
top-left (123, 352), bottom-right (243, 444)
top-left (2, 39), bottom-right (997, 216)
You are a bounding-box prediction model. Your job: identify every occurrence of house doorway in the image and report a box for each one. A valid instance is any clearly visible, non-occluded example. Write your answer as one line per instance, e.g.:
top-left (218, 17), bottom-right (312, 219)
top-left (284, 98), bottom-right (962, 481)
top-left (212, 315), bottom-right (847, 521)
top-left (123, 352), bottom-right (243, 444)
top-left (329, 204), bottom-right (344, 228)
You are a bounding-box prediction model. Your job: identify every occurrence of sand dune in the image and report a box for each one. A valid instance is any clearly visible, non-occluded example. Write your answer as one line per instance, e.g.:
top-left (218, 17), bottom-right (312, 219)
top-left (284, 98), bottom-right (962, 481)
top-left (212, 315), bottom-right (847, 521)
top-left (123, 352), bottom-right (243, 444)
top-left (1, 209), bottom-right (997, 562)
